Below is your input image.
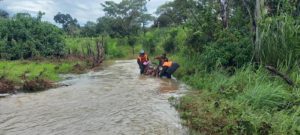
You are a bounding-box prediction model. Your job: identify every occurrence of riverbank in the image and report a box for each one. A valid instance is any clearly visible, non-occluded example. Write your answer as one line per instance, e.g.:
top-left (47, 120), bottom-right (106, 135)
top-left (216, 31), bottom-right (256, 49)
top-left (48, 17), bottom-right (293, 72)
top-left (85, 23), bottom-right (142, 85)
top-left (170, 54), bottom-right (300, 134)
top-left (105, 26), bottom-right (300, 134)
top-left (0, 59), bottom-right (97, 94)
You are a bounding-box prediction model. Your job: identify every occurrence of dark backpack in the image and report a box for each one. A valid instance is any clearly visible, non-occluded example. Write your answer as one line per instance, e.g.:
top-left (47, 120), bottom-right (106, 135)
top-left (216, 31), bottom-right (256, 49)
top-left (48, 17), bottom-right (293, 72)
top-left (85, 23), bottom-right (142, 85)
top-left (166, 62), bottom-right (180, 74)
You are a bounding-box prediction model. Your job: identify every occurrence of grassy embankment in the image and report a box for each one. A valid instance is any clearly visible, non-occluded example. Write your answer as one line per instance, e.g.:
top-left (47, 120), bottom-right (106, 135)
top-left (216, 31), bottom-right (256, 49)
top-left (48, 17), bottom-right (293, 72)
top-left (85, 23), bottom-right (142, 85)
top-left (0, 37), bottom-right (104, 93)
top-left (171, 54), bottom-right (300, 134)
top-left (79, 27), bottom-right (300, 134)
top-left (0, 35), bottom-right (145, 93)
top-left (115, 27), bottom-right (300, 134)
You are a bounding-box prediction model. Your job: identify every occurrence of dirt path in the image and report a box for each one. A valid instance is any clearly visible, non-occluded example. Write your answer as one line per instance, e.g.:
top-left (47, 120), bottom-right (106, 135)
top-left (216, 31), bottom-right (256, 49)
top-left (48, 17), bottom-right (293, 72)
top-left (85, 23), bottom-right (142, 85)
top-left (0, 60), bottom-right (188, 135)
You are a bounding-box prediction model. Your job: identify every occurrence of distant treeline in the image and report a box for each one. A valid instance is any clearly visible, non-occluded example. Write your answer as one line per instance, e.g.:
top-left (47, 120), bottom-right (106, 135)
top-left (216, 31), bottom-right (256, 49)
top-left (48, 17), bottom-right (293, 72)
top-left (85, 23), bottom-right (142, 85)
top-left (0, 12), bottom-right (65, 60)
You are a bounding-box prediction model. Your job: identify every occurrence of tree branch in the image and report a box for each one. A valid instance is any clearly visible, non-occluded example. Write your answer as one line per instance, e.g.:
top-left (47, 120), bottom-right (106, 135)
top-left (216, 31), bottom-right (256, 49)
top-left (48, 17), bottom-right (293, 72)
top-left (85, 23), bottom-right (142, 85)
top-left (265, 66), bottom-right (294, 86)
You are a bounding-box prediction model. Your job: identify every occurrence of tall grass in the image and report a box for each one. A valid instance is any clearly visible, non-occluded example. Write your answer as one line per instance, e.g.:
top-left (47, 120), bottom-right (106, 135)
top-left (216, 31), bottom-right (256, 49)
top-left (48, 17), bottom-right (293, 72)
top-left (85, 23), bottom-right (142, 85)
top-left (259, 15), bottom-right (300, 67)
top-left (173, 57), bottom-right (300, 134)
top-left (65, 36), bottom-right (144, 59)
top-left (65, 37), bottom-right (99, 56)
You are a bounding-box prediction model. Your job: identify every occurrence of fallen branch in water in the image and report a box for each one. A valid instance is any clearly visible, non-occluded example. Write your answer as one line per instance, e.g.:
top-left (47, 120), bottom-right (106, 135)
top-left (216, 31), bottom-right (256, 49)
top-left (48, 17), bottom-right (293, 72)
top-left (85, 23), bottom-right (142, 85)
top-left (265, 65), bottom-right (294, 86)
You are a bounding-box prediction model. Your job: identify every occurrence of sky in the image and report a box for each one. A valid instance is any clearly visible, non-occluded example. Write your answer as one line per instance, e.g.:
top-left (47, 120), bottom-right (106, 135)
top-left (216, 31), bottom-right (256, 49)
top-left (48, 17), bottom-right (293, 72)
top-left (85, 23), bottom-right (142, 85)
top-left (0, 0), bottom-right (172, 26)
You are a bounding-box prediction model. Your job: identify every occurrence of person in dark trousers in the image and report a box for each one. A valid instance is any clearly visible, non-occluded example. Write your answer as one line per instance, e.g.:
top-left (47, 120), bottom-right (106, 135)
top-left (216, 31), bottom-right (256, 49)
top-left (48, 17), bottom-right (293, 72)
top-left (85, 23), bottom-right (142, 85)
top-left (160, 58), bottom-right (180, 79)
top-left (137, 50), bottom-right (149, 74)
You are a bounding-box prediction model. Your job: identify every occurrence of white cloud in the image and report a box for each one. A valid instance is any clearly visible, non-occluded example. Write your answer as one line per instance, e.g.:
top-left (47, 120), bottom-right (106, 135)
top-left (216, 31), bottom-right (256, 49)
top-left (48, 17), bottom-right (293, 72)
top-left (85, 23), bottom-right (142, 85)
top-left (0, 0), bottom-right (171, 26)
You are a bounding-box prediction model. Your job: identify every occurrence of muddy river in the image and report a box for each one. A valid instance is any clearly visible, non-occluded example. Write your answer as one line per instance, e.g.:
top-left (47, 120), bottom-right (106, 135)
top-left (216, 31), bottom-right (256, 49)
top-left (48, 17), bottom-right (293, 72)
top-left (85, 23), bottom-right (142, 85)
top-left (0, 60), bottom-right (188, 135)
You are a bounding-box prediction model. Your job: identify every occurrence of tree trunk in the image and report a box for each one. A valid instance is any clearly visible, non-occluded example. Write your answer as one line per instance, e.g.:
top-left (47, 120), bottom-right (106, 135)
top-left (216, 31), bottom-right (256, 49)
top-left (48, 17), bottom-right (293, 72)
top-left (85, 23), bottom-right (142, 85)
top-left (265, 66), bottom-right (294, 86)
top-left (242, 0), bottom-right (256, 43)
top-left (254, 0), bottom-right (264, 63)
top-left (220, 0), bottom-right (229, 28)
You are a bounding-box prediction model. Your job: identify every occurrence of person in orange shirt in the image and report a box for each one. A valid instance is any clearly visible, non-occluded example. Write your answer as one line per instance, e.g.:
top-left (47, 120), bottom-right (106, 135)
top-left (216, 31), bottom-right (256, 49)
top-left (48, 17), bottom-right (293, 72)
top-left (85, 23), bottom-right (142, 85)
top-left (137, 50), bottom-right (149, 74)
top-left (160, 58), bottom-right (179, 79)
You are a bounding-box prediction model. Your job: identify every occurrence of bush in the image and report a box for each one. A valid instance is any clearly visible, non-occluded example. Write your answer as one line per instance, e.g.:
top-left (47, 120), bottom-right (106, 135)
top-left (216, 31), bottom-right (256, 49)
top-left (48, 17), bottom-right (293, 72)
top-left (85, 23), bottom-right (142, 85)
top-left (185, 31), bottom-right (209, 53)
top-left (162, 29), bottom-right (178, 53)
top-left (0, 13), bottom-right (65, 60)
top-left (105, 38), bottom-right (125, 58)
top-left (200, 29), bottom-right (253, 70)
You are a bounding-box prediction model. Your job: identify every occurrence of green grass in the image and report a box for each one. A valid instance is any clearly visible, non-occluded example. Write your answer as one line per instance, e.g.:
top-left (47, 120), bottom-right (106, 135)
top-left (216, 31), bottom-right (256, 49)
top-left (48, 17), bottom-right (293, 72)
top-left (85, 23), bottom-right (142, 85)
top-left (65, 37), bottom-right (99, 56)
top-left (0, 60), bottom-right (84, 84)
top-left (65, 36), bottom-right (143, 60)
top-left (104, 37), bottom-right (143, 59)
top-left (171, 54), bottom-right (300, 134)
top-left (62, 28), bottom-right (300, 134)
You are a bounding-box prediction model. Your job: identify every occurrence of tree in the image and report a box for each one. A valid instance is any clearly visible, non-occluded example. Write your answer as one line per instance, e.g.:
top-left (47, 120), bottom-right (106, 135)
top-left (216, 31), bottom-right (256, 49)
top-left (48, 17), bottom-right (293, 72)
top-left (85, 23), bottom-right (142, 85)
top-left (156, 1), bottom-right (189, 25)
top-left (96, 16), bottom-right (114, 36)
top-left (0, 13), bottom-right (65, 60)
top-left (219, 0), bottom-right (229, 28)
top-left (101, 0), bottom-right (152, 37)
top-left (0, 9), bottom-right (8, 18)
top-left (153, 14), bottom-right (173, 28)
top-left (53, 12), bottom-right (80, 35)
top-left (101, 0), bottom-right (153, 55)
top-left (81, 21), bottom-right (97, 37)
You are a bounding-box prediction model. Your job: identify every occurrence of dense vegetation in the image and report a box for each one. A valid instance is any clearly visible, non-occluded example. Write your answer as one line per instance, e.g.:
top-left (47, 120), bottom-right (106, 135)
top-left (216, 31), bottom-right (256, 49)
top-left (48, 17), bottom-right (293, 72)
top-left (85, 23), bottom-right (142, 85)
top-left (1, 0), bottom-right (300, 134)
top-left (87, 0), bottom-right (300, 134)
top-left (0, 9), bottom-right (103, 92)
top-left (0, 12), bottom-right (65, 60)
top-left (151, 0), bottom-right (300, 134)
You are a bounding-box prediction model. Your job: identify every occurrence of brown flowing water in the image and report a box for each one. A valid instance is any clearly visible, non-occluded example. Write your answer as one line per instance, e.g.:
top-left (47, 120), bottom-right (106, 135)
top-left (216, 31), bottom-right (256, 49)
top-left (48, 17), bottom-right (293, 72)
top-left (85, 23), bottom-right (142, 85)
top-left (0, 60), bottom-right (188, 135)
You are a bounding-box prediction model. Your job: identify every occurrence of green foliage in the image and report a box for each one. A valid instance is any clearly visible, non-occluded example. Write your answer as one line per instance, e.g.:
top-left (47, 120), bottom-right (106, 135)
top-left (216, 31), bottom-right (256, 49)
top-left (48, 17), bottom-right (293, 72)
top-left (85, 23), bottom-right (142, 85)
top-left (101, 0), bottom-right (153, 37)
top-left (105, 38), bottom-right (125, 58)
top-left (0, 60), bottom-right (80, 83)
top-left (259, 15), bottom-right (300, 67)
top-left (156, 0), bottom-right (189, 25)
top-left (162, 29), bottom-right (178, 53)
top-left (81, 21), bottom-right (97, 37)
top-left (142, 32), bottom-right (156, 54)
top-left (153, 14), bottom-right (173, 28)
top-left (239, 83), bottom-right (291, 110)
top-left (53, 12), bottom-right (80, 35)
top-left (128, 36), bottom-right (136, 47)
top-left (0, 9), bottom-right (9, 19)
top-left (185, 31), bottom-right (208, 53)
top-left (174, 59), bottom-right (299, 134)
top-left (0, 13), bottom-right (65, 60)
top-left (201, 29), bottom-right (253, 70)
top-left (99, 0), bottom-right (300, 134)
top-left (65, 37), bottom-right (99, 56)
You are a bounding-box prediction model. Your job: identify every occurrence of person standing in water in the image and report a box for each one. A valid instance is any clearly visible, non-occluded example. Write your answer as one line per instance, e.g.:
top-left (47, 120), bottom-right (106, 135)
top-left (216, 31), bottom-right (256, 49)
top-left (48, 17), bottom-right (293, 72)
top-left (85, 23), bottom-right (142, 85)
top-left (160, 58), bottom-right (180, 79)
top-left (155, 53), bottom-right (168, 76)
top-left (137, 50), bottom-right (149, 74)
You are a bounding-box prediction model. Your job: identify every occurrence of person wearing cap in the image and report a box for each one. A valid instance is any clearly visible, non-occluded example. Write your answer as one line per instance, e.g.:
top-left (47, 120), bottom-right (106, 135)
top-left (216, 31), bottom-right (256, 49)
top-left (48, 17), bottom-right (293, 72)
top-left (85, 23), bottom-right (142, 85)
top-left (137, 50), bottom-right (149, 74)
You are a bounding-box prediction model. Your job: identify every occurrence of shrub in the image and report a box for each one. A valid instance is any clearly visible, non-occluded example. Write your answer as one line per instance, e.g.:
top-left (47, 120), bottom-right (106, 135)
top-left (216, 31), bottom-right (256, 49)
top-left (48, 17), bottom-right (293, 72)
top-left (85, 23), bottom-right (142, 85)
top-left (0, 13), bottom-right (65, 60)
top-left (200, 29), bottom-right (253, 70)
top-left (162, 29), bottom-right (178, 53)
